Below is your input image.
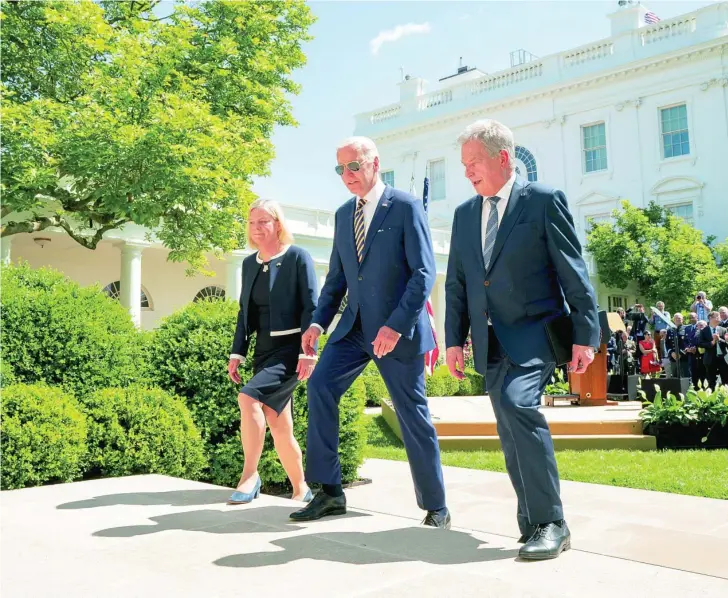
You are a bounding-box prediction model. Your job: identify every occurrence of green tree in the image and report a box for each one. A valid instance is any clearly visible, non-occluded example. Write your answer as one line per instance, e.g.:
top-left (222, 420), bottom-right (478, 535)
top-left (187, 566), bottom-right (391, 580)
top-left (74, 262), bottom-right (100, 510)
top-left (586, 200), bottom-right (724, 311)
top-left (1, 0), bottom-right (314, 272)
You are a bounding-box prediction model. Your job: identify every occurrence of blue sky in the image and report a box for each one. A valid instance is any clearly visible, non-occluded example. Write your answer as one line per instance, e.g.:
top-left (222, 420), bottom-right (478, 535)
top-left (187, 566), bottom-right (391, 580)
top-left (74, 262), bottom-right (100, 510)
top-left (160, 1), bottom-right (716, 210)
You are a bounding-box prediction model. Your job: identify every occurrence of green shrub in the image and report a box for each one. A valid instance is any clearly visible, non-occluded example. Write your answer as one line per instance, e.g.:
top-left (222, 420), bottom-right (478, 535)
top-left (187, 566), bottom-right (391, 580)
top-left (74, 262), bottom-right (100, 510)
top-left (1, 359), bottom-right (17, 388)
top-left (148, 300), bottom-right (368, 489)
top-left (83, 385), bottom-right (207, 480)
top-left (147, 299), bottom-right (247, 482)
top-left (426, 365), bottom-right (459, 397)
top-left (0, 263), bottom-right (149, 398)
top-left (1, 383), bottom-right (87, 490)
top-left (465, 368), bottom-right (484, 395)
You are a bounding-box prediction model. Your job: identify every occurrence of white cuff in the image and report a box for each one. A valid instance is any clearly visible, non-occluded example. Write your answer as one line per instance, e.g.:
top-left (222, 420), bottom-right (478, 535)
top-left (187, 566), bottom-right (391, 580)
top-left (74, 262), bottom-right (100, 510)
top-left (311, 323), bottom-right (325, 333)
top-left (230, 354), bottom-right (245, 361)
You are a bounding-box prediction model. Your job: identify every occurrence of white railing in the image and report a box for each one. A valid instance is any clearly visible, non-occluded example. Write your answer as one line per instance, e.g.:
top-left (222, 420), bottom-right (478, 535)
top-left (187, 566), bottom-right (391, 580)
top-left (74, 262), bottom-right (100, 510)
top-left (354, 4), bottom-right (724, 134)
top-left (420, 89), bottom-right (453, 110)
top-left (641, 16), bottom-right (697, 45)
top-left (563, 41), bottom-right (614, 67)
top-left (471, 62), bottom-right (543, 95)
top-left (369, 103), bottom-right (401, 124)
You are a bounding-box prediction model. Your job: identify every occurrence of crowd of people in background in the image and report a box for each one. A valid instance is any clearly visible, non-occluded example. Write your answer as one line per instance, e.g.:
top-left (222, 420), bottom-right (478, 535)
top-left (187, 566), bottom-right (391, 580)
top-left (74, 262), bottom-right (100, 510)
top-left (607, 292), bottom-right (728, 391)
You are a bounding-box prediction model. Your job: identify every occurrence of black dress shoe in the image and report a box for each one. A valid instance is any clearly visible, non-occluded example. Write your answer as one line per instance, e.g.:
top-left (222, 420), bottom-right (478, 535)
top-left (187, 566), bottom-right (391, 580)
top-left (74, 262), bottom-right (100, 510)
top-left (422, 508), bottom-right (451, 529)
top-left (289, 490), bottom-right (346, 521)
top-left (518, 520), bottom-right (571, 560)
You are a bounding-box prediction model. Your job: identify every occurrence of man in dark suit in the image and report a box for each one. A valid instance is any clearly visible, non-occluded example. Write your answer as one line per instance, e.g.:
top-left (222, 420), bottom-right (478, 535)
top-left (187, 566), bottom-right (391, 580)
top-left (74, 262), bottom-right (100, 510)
top-left (697, 311), bottom-right (728, 390)
top-left (291, 136), bottom-right (450, 528)
top-left (683, 312), bottom-right (700, 386)
top-left (445, 119), bottom-right (599, 560)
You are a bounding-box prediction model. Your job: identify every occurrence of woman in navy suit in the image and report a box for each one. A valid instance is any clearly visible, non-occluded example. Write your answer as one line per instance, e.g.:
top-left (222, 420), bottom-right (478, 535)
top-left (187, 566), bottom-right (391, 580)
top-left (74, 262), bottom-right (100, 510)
top-left (227, 199), bottom-right (319, 504)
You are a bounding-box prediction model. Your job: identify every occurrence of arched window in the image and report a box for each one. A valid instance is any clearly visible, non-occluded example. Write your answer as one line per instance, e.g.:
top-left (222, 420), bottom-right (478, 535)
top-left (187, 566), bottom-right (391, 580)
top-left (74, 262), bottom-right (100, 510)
top-left (194, 286), bottom-right (226, 302)
top-left (103, 281), bottom-right (151, 310)
top-left (514, 146), bottom-right (538, 182)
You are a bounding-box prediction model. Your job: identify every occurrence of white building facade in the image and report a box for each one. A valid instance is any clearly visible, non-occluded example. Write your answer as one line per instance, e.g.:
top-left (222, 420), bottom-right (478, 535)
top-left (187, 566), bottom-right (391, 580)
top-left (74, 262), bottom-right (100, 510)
top-left (3, 2), bottom-right (727, 351)
top-left (354, 1), bottom-right (728, 336)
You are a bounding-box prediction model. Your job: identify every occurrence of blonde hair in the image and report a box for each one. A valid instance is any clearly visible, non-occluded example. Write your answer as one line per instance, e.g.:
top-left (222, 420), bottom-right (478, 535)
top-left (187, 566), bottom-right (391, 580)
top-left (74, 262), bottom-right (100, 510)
top-left (247, 198), bottom-right (294, 250)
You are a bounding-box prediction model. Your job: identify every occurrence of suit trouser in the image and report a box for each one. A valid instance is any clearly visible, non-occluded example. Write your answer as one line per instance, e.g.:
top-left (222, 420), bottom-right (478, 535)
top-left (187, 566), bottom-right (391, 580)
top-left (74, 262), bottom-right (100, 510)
top-left (305, 322), bottom-right (446, 511)
top-left (485, 335), bottom-right (563, 535)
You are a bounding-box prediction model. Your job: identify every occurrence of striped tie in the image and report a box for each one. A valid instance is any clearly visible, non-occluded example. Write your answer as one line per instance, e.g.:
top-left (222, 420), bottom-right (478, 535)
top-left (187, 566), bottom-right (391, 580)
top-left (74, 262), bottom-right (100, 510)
top-left (482, 196), bottom-right (500, 270)
top-left (354, 197), bottom-right (367, 263)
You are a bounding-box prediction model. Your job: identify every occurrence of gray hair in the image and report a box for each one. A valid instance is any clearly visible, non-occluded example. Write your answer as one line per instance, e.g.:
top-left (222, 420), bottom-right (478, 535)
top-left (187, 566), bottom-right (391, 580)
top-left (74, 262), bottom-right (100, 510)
top-left (336, 136), bottom-right (379, 161)
top-left (457, 119), bottom-right (515, 170)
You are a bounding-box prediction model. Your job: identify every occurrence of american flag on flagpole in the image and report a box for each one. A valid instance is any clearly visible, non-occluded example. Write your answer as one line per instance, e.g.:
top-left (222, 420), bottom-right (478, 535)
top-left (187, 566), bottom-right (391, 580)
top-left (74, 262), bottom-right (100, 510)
top-left (644, 10), bottom-right (660, 24)
top-left (413, 173), bottom-right (439, 376)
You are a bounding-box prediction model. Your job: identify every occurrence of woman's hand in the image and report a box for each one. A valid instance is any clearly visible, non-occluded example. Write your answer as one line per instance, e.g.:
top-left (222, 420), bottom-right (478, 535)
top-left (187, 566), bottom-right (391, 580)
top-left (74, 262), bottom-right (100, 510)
top-left (228, 358), bottom-right (242, 384)
top-left (297, 356), bottom-right (316, 381)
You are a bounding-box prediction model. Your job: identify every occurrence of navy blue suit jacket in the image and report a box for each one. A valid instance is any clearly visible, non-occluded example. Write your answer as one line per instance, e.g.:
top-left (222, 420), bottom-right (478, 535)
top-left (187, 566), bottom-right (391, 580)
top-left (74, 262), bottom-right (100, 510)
top-left (313, 185), bottom-right (436, 359)
top-left (445, 177), bottom-right (599, 372)
top-left (231, 245), bottom-right (318, 358)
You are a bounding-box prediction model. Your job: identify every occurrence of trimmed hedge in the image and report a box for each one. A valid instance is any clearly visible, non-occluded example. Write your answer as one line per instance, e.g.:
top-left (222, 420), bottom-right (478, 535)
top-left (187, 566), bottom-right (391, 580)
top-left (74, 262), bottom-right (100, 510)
top-left (0, 263), bottom-right (149, 398)
top-left (1, 383), bottom-right (88, 490)
top-left (84, 385), bottom-right (206, 480)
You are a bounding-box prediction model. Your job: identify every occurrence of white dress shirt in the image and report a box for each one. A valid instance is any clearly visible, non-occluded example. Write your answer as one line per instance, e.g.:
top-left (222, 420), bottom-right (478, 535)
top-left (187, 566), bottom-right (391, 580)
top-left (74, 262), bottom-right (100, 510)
top-left (310, 179), bottom-right (387, 335)
top-left (481, 172), bottom-right (516, 252)
top-left (359, 178), bottom-right (386, 237)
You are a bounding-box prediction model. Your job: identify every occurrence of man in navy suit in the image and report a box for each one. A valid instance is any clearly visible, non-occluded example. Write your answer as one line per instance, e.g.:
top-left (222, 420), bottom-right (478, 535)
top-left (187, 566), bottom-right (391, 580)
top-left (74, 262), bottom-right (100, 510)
top-left (445, 119), bottom-right (599, 560)
top-left (291, 136), bottom-right (450, 528)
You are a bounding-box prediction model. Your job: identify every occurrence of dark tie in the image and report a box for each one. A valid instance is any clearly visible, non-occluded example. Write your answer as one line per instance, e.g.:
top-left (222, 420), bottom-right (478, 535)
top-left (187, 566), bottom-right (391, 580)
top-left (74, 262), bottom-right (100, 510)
top-left (482, 196), bottom-right (500, 270)
top-left (354, 197), bottom-right (367, 263)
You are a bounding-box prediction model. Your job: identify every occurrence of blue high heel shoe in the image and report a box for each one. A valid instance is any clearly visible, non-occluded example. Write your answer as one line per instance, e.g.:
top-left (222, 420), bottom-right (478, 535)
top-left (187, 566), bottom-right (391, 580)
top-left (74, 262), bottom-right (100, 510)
top-left (227, 476), bottom-right (261, 505)
top-left (301, 489), bottom-right (313, 503)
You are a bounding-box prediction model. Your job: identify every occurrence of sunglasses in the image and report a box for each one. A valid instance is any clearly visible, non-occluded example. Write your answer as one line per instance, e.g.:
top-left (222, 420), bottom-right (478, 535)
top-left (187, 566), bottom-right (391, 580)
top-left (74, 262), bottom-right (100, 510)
top-left (335, 161), bottom-right (362, 176)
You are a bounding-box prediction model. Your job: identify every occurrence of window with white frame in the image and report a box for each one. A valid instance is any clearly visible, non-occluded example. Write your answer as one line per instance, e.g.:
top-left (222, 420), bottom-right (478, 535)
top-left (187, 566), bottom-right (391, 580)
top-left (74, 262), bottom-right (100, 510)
top-left (380, 170), bottom-right (394, 187)
top-left (103, 281), bottom-right (152, 310)
top-left (428, 159), bottom-right (446, 201)
top-left (665, 203), bottom-right (694, 225)
top-left (584, 213), bottom-right (612, 234)
top-left (660, 104), bottom-right (690, 159)
top-left (515, 146), bottom-right (538, 182)
top-left (608, 295), bottom-right (628, 313)
top-left (582, 123), bottom-right (608, 173)
top-left (194, 286), bottom-right (226, 302)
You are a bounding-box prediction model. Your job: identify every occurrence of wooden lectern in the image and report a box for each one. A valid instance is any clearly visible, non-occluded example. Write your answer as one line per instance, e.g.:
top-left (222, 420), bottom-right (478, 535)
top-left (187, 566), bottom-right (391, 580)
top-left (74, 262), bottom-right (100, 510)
top-left (567, 312), bottom-right (623, 406)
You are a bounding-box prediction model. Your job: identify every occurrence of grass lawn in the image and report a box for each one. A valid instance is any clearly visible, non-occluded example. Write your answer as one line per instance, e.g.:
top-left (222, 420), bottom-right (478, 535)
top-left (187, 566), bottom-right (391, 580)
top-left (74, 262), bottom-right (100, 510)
top-left (364, 414), bottom-right (728, 500)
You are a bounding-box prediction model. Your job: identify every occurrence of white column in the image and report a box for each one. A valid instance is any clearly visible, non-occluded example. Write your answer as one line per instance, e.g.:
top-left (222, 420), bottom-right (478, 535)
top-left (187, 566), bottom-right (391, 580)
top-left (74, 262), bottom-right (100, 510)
top-left (435, 274), bottom-right (446, 351)
top-left (120, 242), bottom-right (146, 328)
top-left (1, 236), bottom-right (12, 265)
top-left (225, 252), bottom-right (246, 303)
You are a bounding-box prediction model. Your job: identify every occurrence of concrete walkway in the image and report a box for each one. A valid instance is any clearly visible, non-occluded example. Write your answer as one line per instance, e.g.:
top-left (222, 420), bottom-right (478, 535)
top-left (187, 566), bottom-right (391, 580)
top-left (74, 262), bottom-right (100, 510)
top-left (2, 459), bottom-right (726, 597)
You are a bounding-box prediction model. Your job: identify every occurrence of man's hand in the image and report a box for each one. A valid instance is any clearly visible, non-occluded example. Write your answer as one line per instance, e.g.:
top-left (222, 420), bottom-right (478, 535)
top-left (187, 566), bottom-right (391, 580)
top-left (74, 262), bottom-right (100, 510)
top-left (372, 326), bottom-right (401, 358)
top-left (446, 346), bottom-right (466, 380)
top-left (228, 358), bottom-right (242, 384)
top-left (296, 357), bottom-right (316, 381)
top-left (301, 326), bottom-right (322, 357)
top-left (569, 344), bottom-right (595, 375)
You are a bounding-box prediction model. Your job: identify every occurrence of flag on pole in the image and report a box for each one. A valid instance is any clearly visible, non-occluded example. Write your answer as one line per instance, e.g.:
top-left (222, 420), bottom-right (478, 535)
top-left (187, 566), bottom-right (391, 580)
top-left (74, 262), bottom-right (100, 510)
top-left (420, 173), bottom-right (439, 375)
top-left (644, 10), bottom-right (660, 24)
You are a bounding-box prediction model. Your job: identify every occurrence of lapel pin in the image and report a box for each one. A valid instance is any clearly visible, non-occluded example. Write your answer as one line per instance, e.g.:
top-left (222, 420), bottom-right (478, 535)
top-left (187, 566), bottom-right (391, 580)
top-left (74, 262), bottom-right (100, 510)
top-left (276, 262), bottom-right (281, 268)
top-left (382, 201), bottom-right (390, 207)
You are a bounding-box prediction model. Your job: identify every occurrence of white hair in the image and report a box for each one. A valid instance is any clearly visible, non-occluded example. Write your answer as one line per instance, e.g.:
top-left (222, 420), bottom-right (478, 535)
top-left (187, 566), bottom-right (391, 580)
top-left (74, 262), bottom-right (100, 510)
top-left (457, 119), bottom-right (515, 170)
top-left (336, 136), bottom-right (379, 161)
top-left (247, 198), bottom-right (294, 249)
